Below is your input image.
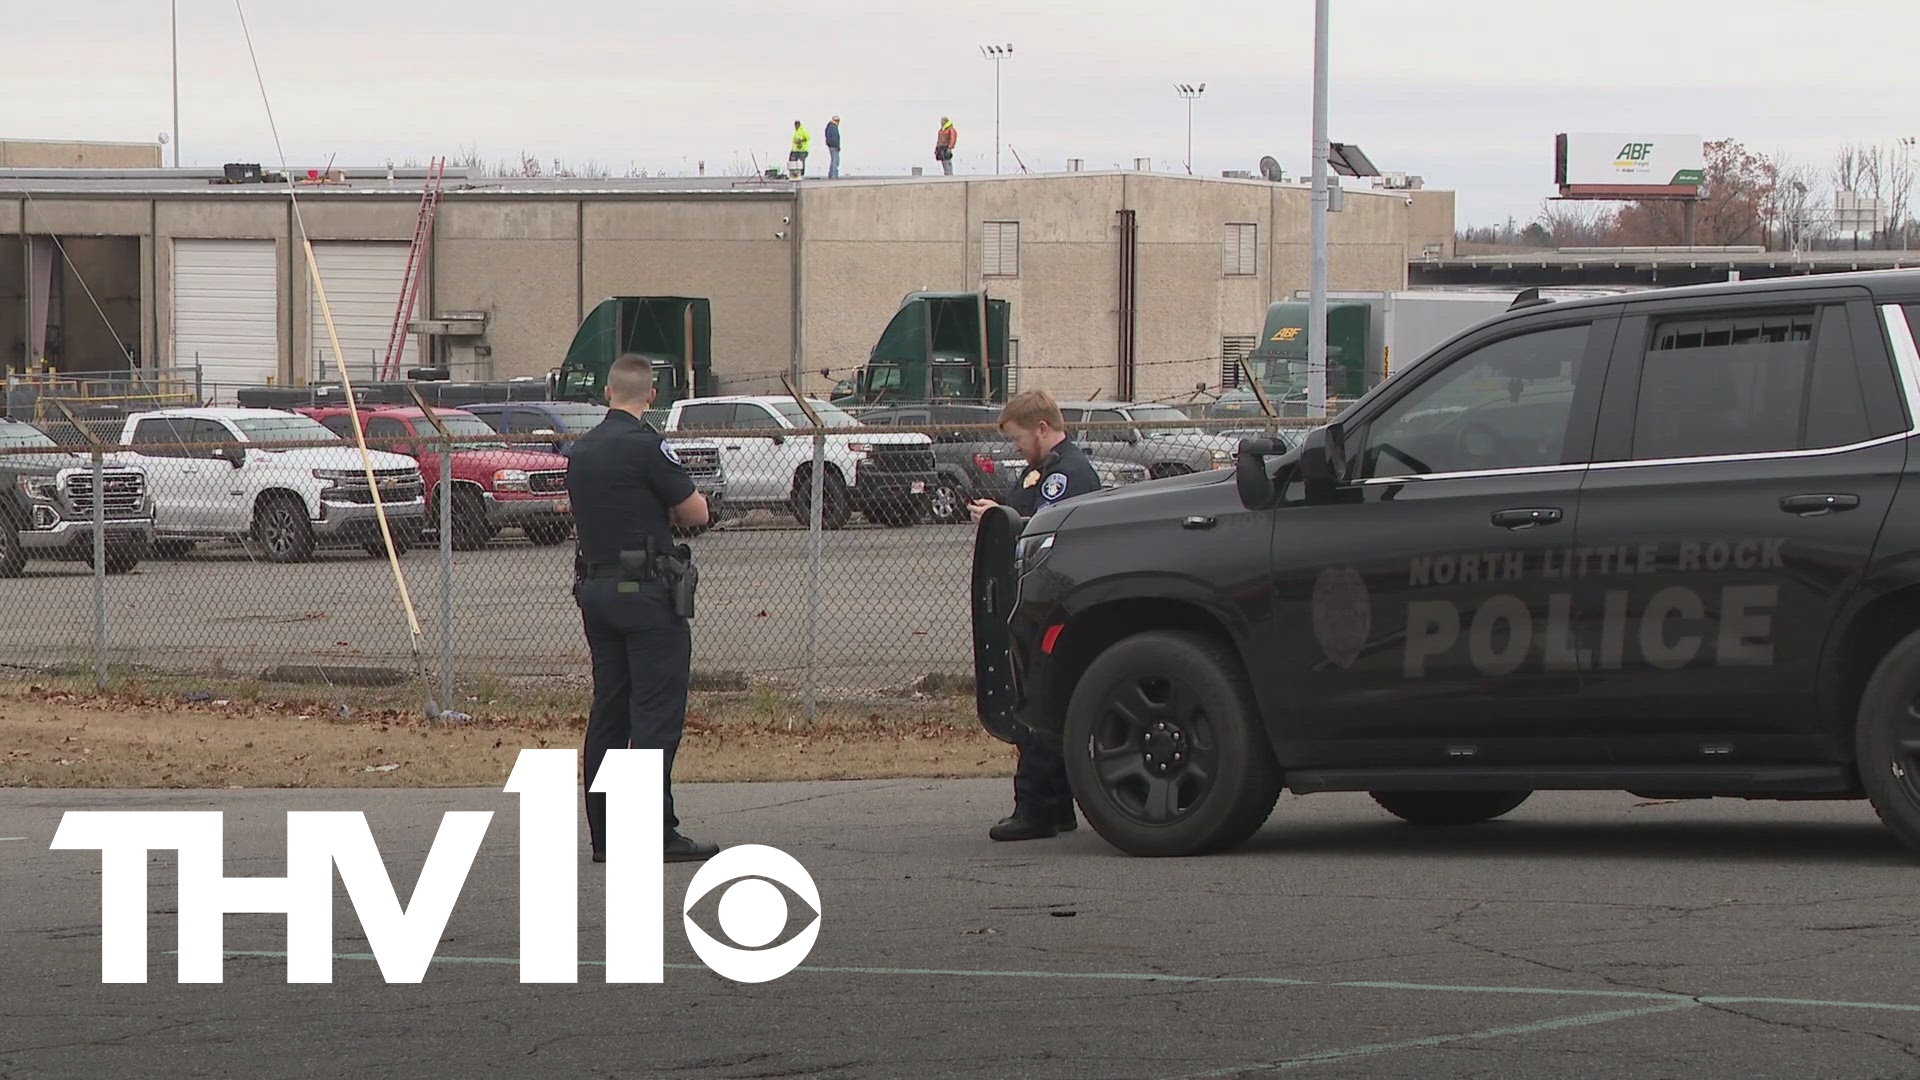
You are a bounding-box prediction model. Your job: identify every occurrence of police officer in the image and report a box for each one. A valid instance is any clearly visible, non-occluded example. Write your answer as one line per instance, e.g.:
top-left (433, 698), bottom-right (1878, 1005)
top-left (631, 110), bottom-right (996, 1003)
top-left (968, 389), bottom-right (1102, 841)
top-left (566, 354), bottom-right (717, 864)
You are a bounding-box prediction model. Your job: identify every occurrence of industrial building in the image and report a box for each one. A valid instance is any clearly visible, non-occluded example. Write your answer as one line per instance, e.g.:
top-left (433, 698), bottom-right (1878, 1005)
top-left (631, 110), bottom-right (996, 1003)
top-left (2, 139), bottom-right (1455, 404)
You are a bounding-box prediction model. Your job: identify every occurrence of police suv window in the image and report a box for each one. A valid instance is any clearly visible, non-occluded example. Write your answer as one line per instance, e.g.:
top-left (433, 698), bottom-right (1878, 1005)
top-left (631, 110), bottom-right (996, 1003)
top-left (1085, 408), bottom-right (1127, 441)
top-left (366, 417), bottom-right (411, 453)
top-left (1357, 323), bottom-right (1590, 478)
top-left (1630, 309), bottom-right (1841, 459)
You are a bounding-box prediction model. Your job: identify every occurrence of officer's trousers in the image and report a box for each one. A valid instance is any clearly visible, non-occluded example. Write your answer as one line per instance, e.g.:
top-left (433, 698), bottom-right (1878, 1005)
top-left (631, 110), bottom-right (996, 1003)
top-left (1012, 735), bottom-right (1073, 820)
top-left (577, 576), bottom-right (692, 853)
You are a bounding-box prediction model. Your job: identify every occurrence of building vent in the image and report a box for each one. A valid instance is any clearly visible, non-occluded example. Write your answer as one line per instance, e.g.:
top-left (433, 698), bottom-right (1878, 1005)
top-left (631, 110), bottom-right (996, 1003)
top-left (1067, 158), bottom-right (1084, 172)
top-left (1220, 335), bottom-right (1257, 389)
top-left (1134, 157), bottom-right (1152, 172)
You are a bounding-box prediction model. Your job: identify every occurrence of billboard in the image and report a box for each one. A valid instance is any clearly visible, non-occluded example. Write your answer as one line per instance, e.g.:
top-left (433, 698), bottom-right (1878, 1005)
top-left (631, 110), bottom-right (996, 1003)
top-left (1555, 134), bottom-right (1705, 192)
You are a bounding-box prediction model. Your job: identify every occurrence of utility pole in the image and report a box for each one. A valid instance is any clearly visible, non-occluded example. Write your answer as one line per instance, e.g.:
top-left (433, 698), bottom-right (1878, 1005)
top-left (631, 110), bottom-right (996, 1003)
top-left (1307, 0), bottom-right (1330, 417)
top-left (1175, 84), bottom-right (1205, 175)
top-left (979, 44), bottom-right (1013, 175)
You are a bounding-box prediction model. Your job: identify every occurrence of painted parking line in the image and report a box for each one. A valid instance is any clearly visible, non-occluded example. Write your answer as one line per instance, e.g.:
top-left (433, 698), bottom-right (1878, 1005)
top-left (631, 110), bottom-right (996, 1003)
top-left (1171, 1001), bottom-right (1701, 1077)
top-left (218, 950), bottom-right (1920, 1016)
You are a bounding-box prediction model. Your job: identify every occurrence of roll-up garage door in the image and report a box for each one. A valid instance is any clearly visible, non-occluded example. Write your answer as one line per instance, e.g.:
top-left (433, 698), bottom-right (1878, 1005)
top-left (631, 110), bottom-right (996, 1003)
top-left (172, 239), bottom-right (279, 394)
top-left (307, 241), bottom-right (411, 380)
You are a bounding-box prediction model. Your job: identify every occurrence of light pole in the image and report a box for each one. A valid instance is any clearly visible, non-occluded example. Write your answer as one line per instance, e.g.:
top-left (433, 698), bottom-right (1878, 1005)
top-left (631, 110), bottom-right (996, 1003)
top-left (171, 0), bottom-right (180, 167)
top-left (1308, 0), bottom-right (1330, 417)
top-left (1175, 84), bottom-right (1204, 175)
top-left (979, 43), bottom-right (1013, 174)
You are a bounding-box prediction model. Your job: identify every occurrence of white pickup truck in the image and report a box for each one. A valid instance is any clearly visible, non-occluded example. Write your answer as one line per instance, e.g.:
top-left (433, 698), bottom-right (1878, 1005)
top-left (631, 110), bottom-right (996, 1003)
top-left (114, 407), bottom-right (426, 563)
top-left (664, 396), bottom-right (937, 528)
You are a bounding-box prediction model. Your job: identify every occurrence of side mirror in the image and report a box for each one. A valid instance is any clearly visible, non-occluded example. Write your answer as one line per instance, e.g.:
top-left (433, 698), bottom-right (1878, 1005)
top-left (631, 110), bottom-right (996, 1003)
top-left (1234, 438), bottom-right (1281, 509)
top-left (771, 433), bottom-right (786, 446)
top-left (214, 445), bottom-right (246, 468)
top-left (1297, 425), bottom-right (1343, 504)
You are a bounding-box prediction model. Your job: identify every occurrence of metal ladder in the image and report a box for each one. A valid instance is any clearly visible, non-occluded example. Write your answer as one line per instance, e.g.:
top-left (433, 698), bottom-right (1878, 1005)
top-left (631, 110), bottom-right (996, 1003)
top-left (379, 156), bottom-right (446, 380)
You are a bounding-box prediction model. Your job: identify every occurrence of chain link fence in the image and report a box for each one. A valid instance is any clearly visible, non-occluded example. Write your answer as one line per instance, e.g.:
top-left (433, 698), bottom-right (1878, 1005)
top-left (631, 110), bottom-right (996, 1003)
top-left (0, 406), bottom-right (1311, 710)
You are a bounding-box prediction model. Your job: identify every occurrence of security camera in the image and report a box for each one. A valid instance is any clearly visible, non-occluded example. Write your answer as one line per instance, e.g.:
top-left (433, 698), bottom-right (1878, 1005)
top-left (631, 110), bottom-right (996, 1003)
top-left (775, 231), bottom-right (788, 240)
top-left (782, 216), bottom-right (791, 224)
top-left (1404, 196), bottom-right (1414, 207)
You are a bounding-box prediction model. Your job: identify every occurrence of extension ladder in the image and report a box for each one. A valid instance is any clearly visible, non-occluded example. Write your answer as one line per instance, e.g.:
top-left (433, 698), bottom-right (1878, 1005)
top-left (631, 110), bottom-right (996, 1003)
top-left (379, 156), bottom-right (446, 380)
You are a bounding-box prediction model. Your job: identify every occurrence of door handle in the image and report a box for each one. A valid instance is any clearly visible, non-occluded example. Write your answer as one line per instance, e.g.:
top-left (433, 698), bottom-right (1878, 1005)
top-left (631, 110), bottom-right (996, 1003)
top-left (724, 444), bottom-right (742, 450)
top-left (1491, 507), bottom-right (1562, 530)
top-left (1780, 493), bottom-right (1859, 516)
top-left (1181, 515), bottom-right (1217, 530)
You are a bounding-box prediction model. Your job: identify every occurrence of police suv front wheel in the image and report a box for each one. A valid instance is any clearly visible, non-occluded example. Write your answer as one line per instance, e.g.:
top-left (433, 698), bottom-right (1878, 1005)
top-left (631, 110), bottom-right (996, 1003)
top-left (1062, 630), bottom-right (1280, 857)
top-left (1368, 791), bottom-right (1531, 827)
top-left (1854, 628), bottom-right (1920, 856)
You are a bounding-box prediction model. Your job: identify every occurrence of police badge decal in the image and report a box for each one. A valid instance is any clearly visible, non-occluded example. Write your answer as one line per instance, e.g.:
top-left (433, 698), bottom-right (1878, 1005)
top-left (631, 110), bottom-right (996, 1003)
top-left (1312, 567), bottom-right (1371, 669)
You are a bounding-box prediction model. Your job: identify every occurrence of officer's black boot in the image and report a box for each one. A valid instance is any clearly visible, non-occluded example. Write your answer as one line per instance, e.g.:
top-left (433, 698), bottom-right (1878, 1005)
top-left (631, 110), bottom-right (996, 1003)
top-left (665, 833), bottom-right (720, 862)
top-left (989, 814), bottom-right (1059, 841)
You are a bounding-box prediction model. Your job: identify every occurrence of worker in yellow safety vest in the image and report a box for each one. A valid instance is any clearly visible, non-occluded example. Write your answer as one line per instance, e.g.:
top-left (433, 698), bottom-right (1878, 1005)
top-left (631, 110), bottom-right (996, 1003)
top-left (789, 121), bottom-right (811, 178)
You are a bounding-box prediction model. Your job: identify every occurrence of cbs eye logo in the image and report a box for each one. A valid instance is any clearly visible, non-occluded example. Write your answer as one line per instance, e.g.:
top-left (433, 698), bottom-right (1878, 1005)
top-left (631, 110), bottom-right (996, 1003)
top-left (681, 845), bottom-right (822, 982)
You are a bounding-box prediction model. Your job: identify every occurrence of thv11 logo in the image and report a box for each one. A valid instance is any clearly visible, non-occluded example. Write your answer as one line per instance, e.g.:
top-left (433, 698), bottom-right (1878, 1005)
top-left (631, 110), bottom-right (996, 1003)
top-left (49, 749), bottom-right (821, 985)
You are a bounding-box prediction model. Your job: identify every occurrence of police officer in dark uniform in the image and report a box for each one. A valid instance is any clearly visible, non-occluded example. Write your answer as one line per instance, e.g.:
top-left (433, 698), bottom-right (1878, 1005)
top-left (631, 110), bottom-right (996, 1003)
top-left (968, 389), bottom-right (1102, 841)
top-left (565, 354), bottom-right (718, 864)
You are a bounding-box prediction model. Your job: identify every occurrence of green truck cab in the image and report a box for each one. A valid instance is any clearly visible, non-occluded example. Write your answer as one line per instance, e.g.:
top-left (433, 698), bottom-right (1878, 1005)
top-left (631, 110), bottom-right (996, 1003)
top-left (550, 297), bottom-right (716, 407)
top-left (1211, 301), bottom-right (1372, 418)
top-left (832, 292), bottom-right (1011, 407)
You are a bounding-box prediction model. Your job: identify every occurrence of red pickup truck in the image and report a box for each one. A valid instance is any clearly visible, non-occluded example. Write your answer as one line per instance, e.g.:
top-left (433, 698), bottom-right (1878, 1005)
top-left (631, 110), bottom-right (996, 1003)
top-left (299, 406), bottom-right (572, 550)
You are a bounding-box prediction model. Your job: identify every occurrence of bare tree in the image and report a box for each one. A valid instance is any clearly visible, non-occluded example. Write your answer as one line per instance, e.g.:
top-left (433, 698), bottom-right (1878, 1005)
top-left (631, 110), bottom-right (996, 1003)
top-left (1764, 152), bottom-right (1822, 251)
top-left (1882, 142), bottom-right (1916, 248)
top-left (1537, 200), bottom-right (1618, 247)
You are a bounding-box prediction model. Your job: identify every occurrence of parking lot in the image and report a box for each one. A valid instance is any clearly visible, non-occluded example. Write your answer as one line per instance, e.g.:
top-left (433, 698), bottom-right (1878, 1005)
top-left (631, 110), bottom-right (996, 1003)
top-left (0, 520), bottom-right (976, 690)
top-left (3, 782), bottom-right (1918, 1078)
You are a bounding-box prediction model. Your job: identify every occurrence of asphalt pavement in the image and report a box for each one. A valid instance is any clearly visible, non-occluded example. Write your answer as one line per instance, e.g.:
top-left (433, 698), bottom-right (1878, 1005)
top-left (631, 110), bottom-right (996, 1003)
top-left (4, 781), bottom-right (1919, 1079)
top-left (0, 518), bottom-right (974, 692)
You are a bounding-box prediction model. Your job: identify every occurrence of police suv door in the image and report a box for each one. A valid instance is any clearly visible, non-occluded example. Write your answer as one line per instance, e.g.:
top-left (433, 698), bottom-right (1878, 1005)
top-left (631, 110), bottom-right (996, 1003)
top-left (1267, 308), bottom-right (1617, 760)
top-left (1573, 289), bottom-right (1909, 754)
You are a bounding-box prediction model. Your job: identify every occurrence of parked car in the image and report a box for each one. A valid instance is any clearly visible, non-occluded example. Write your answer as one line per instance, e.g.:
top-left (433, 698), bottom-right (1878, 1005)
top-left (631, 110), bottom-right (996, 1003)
top-left (462, 401), bottom-right (729, 526)
top-left (112, 408), bottom-right (425, 563)
top-left (860, 404), bottom-right (1148, 523)
top-left (664, 396), bottom-right (935, 529)
top-left (298, 406), bottom-right (573, 550)
top-left (0, 417), bottom-right (152, 576)
top-left (1057, 400), bottom-right (1242, 478)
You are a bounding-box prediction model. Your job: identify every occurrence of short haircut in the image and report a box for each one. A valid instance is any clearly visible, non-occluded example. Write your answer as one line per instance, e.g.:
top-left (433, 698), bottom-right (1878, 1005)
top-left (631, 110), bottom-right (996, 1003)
top-left (998, 389), bottom-right (1064, 431)
top-left (605, 354), bottom-right (656, 406)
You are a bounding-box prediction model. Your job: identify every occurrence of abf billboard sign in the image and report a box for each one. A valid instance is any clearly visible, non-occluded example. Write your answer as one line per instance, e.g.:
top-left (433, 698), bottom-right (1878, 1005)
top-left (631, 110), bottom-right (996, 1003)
top-left (1556, 134), bottom-right (1705, 190)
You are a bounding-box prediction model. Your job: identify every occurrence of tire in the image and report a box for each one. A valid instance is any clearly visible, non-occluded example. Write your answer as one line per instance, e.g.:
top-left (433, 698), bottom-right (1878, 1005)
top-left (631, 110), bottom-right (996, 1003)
top-left (1369, 791), bottom-right (1532, 827)
top-left (152, 539), bottom-right (196, 560)
top-left (1062, 630), bottom-right (1281, 857)
top-left (791, 469), bottom-right (852, 531)
top-left (1151, 463), bottom-right (1196, 480)
top-left (255, 496), bottom-right (316, 564)
top-left (928, 478), bottom-right (970, 524)
top-left (1854, 628), bottom-right (1920, 855)
top-left (525, 521), bottom-right (572, 546)
top-left (0, 516), bottom-right (26, 579)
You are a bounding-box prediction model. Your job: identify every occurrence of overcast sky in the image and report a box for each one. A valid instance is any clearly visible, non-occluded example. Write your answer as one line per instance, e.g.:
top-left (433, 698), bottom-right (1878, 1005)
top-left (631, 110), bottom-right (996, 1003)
top-left (7, 0), bottom-right (1918, 224)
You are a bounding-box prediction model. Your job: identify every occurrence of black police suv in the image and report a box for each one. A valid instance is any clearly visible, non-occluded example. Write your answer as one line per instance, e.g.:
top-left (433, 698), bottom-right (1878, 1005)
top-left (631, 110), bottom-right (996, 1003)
top-left (973, 271), bottom-right (1920, 857)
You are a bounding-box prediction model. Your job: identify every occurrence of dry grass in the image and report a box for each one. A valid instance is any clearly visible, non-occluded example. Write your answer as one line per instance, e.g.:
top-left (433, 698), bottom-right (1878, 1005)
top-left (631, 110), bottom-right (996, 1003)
top-left (0, 676), bottom-right (1013, 789)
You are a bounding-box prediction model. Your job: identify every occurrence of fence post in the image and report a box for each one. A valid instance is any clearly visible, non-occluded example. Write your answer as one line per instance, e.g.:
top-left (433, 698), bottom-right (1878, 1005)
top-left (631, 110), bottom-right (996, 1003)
top-left (91, 448), bottom-right (107, 691)
top-left (439, 439), bottom-right (454, 709)
top-left (194, 355), bottom-right (203, 404)
top-left (805, 430), bottom-right (824, 725)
